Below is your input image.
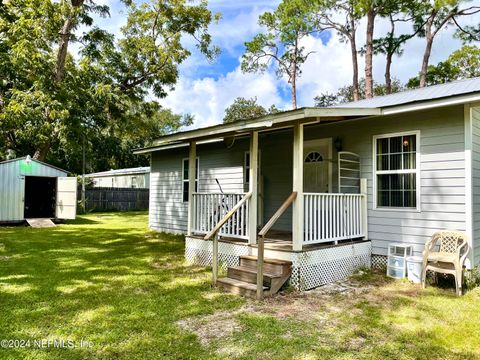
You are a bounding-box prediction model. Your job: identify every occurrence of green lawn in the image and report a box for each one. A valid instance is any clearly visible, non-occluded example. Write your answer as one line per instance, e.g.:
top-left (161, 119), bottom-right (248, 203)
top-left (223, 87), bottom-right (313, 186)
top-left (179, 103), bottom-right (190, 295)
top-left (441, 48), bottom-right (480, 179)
top-left (0, 212), bottom-right (479, 359)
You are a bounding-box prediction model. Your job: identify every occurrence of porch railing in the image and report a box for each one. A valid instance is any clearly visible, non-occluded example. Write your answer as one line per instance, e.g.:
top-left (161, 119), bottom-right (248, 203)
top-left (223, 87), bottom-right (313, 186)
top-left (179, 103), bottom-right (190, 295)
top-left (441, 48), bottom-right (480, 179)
top-left (303, 193), bottom-right (366, 245)
top-left (192, 192), bottom-right (249, 240)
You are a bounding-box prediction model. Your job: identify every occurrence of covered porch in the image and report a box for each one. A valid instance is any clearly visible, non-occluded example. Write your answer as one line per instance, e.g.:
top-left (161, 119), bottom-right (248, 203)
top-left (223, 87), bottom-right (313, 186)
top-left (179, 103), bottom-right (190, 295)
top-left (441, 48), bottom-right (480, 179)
top-left (136, 107), bottom-right (379, 296)
top-left (186, 122), bottom-right (369, 252)
top-left (183, 118), bottom-right (372, 295)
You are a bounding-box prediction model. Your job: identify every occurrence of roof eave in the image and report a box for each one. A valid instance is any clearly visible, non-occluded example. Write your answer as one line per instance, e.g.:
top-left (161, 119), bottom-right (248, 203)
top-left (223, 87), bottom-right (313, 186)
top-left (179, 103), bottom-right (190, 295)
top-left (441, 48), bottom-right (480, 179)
top-left (380, 92), bottom-right (480, 115)
top-left (134, 107), bottom-right (381, 155)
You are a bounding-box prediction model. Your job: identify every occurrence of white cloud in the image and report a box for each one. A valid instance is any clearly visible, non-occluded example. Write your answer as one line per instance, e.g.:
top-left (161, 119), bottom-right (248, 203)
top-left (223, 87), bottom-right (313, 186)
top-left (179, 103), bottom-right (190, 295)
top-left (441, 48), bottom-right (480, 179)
top-left (162, 66), bottom-right (287, 129)
top-left (211, 7), bottom-right (269, 55)
top-left (296, 33), bottom-right (357, 107)
top-left (93, 0), bottom-right (471, 129)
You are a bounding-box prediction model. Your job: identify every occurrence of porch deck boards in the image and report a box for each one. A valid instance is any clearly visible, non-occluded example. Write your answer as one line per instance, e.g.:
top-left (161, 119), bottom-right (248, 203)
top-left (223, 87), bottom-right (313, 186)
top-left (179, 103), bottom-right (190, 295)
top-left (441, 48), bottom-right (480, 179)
top-left (192, 229), bottom-right (365, 252)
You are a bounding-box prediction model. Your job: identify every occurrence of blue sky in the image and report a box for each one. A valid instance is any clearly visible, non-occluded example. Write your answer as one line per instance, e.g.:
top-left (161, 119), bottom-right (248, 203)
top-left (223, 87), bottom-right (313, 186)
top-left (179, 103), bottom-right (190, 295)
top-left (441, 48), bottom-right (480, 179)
top-left (92, 0), bottom-right (471, 129)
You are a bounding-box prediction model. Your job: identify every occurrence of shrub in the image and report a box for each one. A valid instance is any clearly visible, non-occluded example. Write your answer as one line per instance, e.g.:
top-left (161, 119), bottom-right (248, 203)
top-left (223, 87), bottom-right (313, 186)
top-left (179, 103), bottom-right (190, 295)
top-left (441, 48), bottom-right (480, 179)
top-left (464, 266), bottom-right (480, 291)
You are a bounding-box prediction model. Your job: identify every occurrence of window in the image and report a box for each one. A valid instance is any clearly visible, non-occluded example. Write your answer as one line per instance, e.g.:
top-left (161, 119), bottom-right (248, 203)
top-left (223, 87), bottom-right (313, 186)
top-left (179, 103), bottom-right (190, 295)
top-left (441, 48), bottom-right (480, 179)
top-left (374, 132), bottom-right (419, 209)
top-left (131, 176), bottom-right (137, 188)
top-left (182, 158), bottom-right (199, 202)
top-left (305, 151), bottom-right (323, 163)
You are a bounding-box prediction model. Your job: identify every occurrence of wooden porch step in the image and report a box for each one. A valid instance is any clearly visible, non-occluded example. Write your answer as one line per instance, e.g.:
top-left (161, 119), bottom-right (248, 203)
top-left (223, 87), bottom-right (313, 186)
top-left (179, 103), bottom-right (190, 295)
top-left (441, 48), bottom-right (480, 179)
top-left (240, 255), bottom-right (292, 266)
top-left (227, 266), bottom-right (281, 287)
top-left (240, 255), bottom-right (292, 276)
top-left (217, 256), bottom-right (292, 298)
top-left (216, 277), bottom-right (268, 298)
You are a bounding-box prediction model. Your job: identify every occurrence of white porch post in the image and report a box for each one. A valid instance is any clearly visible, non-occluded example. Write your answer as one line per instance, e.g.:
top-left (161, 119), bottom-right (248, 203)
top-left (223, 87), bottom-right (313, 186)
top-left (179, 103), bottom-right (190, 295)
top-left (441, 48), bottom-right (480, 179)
top-left (360, 178), bottom-right (368, 240)
top-left (292, 122), bottom-right (304, 251)
top-left (248, 131), bottom-right (259, 245)
top-left (187, 141), bottom-right (196, 236)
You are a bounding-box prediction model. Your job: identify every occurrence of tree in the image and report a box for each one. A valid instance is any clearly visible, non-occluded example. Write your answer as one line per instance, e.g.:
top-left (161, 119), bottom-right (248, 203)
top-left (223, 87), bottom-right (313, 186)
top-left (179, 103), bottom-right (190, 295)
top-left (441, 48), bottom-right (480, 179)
top-left (369, 0), bottom-right (423, 94)
top-left (355, 0), bottom-right (395, 99)
top-left (314, 78), bottom-right (403, 106)
top-left (407, 45), bottom-right (480, 88)
top-left (0, 0), bottom-right (217, 172)
top-left (412, 0), bottom-right (480, 88)
top-left (242, 0), bottom-right (316, 109)
top-left (311, 0), bottom-right (361, 101)
top-left (314, 92), bottom-right (339, 107)
top-left (223, 97), bottom-right (278, 123)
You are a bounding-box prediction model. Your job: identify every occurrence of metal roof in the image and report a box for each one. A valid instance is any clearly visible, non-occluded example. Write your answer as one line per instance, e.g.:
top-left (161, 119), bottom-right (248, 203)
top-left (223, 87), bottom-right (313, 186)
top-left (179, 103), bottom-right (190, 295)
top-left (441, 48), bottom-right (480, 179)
top-left (85, 166), bottom-right (150, 177)
top-left (133, 107), bottom-right (381, 154)
top-left (0, 156), bottom-right (68, 174)
top-left (335, 77), bottom-right (480, 109)
top-left (134, 78), bottom-right (480, 155)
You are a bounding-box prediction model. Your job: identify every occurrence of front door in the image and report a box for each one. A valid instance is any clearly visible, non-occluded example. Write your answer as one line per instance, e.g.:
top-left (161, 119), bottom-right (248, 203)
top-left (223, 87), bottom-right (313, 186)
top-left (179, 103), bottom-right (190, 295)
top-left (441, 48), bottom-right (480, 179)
top-left (303, 138), bottom-right (332, 193)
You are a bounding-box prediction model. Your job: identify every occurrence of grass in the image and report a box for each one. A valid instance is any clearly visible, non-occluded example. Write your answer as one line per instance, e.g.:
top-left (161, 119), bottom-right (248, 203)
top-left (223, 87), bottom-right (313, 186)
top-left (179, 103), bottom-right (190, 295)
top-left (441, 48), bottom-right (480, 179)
top-left (0, 212), bottom-right (479, 359)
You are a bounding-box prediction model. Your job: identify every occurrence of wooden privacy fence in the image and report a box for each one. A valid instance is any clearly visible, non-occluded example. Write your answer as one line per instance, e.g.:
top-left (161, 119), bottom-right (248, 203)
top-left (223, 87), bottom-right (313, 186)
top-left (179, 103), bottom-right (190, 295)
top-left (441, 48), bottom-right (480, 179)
top-left (79, 187), bottom-right (149, 212)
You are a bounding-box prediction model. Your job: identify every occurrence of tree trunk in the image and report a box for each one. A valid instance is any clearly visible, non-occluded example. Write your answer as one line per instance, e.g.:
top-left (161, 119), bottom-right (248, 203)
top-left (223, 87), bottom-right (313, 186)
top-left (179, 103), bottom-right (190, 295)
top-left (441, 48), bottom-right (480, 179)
top-left (291, 37), bottom-right (298, 110)
top-left (385, 52), bottom-right (393, 94)
top-left (365, 9), bottom-right (376, 99)
top-left (33, 143), bottom-right (51, 161)
top-left (419, 12), bottom-right (436, 88)
top-left (55, 17), bottom-right (73, 82)
top-left (419, 37), bottom-right (433, 88)
top-left (39, 0), bottom-right (84, 161)
top-left (348, 7), bottom-right (359, 101)
top-left (385, 15), bottom-right (395, 95)
top-left (291, 72), bottom-right (297, 109)
top-left (350, 34), bottom-right (359, 101)
top-left (55, 0), bottom-right (84, 83)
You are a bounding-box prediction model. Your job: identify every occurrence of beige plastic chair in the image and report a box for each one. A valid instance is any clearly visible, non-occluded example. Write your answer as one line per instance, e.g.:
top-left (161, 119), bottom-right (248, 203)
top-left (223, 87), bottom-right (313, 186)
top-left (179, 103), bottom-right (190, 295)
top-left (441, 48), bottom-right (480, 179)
top-left (421, 230), bottom-right (469, 296)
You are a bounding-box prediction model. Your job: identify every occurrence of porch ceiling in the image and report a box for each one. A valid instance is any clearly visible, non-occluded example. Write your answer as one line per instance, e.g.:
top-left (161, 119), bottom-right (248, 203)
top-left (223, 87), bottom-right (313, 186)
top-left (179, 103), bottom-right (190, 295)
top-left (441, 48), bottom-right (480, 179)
top-left (133, 107), bottom-right (381, 154)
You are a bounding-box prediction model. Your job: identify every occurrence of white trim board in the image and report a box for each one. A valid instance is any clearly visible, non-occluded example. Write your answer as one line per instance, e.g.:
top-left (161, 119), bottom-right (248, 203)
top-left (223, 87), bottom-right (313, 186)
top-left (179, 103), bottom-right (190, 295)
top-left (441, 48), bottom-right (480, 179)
top-left (464, 104), bottom-right (473, 268)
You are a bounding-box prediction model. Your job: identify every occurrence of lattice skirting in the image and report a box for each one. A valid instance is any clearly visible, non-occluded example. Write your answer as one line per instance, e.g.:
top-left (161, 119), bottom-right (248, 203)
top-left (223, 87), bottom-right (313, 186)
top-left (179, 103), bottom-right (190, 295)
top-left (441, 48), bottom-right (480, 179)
top-left (185, 237), bottom-right (250, 271)
top-left (371, 254), bottom-right (388, 269)
top-left (185, 237), bottom-right (371, 291)
top-left (290, 242), bottom-right (371, 290)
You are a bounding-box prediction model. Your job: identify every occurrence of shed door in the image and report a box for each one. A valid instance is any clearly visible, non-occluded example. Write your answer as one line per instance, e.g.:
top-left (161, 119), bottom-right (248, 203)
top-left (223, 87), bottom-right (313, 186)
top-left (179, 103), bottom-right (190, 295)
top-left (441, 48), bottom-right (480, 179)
top-left (56, 177), bottom-right (77, 219)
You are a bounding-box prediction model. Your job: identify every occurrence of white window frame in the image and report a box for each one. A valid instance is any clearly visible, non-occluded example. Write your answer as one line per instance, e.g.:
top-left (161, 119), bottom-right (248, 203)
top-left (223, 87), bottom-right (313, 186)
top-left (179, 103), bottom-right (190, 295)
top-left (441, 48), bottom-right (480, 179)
top-left (372, 130), bottom-right (421, 212)
top-left (182, 157), bottom-right (199, 202)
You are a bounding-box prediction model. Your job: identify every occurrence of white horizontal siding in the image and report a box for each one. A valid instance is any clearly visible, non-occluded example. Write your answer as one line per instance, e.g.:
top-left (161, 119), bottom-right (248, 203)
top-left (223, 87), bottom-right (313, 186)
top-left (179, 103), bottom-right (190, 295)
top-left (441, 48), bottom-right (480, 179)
top-left (92, 174), bottom-right (149, 188)
top-left (149, 140), bottom-right (248, 234)
top-left (149, 105), bottom-right (468, 258)
top-left (149, 149), bottom-right (188, 233)
top-left (303, 105), bottom-right (466, 257)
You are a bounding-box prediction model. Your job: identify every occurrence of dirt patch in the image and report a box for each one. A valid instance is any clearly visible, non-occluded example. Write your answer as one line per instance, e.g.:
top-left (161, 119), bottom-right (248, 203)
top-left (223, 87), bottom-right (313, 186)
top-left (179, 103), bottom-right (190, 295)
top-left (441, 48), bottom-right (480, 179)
top-left (177, 307), bottom-right (255, 346)
top-left (177, 277), bottom-right (381, 346)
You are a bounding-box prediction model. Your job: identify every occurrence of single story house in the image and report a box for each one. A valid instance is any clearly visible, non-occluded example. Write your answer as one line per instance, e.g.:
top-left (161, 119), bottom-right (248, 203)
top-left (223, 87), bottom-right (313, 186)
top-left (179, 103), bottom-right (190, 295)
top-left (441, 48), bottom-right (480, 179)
top-left (85, 167), bottom-right (150, 189)
top-left (135, 78), bottom-right (480, 292)
top-left (0, 156), bottom-right (77, 222)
